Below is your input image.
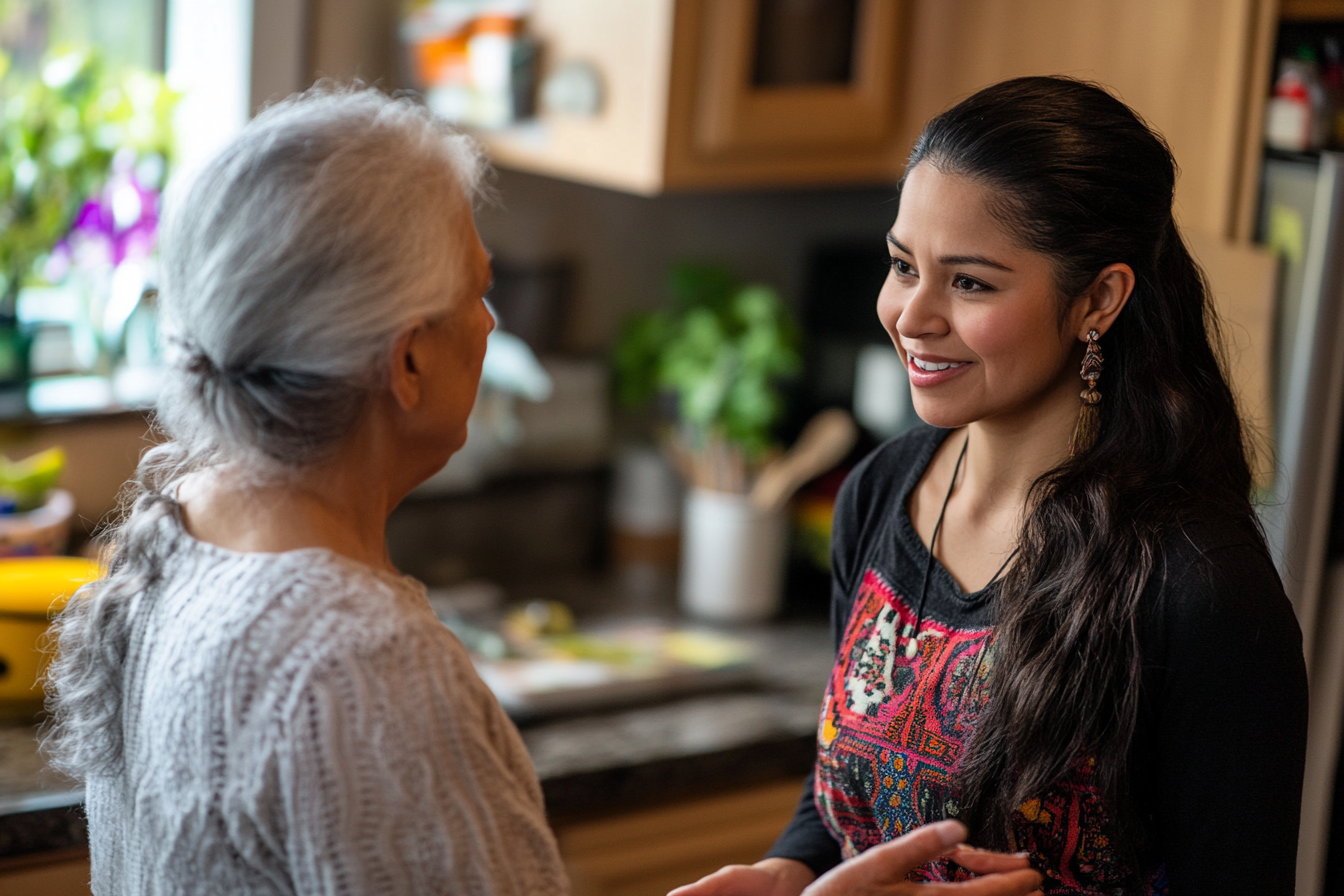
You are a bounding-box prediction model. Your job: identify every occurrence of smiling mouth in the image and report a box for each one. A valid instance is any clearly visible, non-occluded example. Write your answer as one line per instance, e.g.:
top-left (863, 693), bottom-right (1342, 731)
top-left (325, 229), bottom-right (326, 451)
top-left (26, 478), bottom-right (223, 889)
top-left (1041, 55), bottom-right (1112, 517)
top-left (909, 356), bottom-right (970, 372)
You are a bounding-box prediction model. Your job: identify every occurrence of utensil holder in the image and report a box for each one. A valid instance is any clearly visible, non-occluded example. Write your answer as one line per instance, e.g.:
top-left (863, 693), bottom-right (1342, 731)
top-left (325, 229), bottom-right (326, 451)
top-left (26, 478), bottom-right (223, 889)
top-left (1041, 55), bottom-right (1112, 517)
top-left (679, 487), bottom-right (787, 622)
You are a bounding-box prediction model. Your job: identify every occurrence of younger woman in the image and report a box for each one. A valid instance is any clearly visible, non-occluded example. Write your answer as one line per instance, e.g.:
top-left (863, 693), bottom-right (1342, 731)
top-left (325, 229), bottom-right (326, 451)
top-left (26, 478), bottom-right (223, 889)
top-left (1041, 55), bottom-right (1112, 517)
top-left (678, 77), bottom-right (1308, 896)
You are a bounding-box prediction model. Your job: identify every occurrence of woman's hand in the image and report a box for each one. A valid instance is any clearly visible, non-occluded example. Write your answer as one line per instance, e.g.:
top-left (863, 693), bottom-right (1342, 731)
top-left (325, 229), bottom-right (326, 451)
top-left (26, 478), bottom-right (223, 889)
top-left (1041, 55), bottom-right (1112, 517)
top-left (806, 822), bottom-right (1041, 896)
top-left (667, 857), bottom-right (815, 896)
top-left (668, 821), bottom-right (1042, 896)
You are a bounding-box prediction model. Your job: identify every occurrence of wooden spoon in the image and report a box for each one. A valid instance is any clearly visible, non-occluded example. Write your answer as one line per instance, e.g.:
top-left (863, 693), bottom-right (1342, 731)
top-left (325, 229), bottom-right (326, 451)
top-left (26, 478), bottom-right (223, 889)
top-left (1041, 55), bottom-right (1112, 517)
top-left (750, 409), bottom-right (858, 512)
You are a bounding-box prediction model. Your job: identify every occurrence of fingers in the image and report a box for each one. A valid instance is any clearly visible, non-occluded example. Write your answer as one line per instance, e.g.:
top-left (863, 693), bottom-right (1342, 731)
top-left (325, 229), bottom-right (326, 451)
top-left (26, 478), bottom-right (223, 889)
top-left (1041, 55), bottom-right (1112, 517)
top-left (948, 846), bottom-right (1034, 875)
top-left (808, 820), bottom-right (966, 894)
top-left (920, 868), bottom-right (1043, 896)
top-left (858, 819), bottom-right (968, 878)
top-left (666, 865), bottom-right (751, 896)
top-left (802, 822), bottom-right (1042, 896)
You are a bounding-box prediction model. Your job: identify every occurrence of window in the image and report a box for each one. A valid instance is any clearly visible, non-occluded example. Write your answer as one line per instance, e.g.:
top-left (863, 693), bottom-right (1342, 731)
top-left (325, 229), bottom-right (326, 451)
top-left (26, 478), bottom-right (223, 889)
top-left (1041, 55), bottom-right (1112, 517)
top-left (0, 0), bottom-right (165, 75)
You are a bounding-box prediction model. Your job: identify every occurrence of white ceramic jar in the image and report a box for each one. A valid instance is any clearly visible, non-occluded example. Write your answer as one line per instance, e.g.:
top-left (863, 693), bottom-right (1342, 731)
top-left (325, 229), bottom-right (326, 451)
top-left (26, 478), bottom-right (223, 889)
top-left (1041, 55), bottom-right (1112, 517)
top-left (679, 487), bottom-right (787, 623)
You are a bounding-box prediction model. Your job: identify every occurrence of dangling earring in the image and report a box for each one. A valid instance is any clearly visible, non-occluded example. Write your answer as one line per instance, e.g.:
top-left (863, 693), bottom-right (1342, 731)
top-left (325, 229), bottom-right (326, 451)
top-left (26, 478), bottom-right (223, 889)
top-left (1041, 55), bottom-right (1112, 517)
top-left (1069, 329), bottom-right (1103, 456)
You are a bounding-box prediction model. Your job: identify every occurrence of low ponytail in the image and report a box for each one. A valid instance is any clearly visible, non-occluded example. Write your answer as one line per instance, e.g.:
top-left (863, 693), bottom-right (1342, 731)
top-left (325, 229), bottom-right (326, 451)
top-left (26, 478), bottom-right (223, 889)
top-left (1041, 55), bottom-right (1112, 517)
top-left (43, 441), bottom-right (193, 778)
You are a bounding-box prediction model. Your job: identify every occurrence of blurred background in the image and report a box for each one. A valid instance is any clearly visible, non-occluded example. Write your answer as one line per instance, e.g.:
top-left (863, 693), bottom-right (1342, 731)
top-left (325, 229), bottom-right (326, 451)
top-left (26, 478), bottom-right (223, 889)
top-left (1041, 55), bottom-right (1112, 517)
top-left (2, 2), bottom-right (1344, 895)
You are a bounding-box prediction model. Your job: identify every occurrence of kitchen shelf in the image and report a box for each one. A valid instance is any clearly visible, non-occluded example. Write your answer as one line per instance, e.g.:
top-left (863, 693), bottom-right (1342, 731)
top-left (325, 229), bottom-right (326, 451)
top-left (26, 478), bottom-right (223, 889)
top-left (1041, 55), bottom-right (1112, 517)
top-left (1282, 0), bottom-right (1344, 22)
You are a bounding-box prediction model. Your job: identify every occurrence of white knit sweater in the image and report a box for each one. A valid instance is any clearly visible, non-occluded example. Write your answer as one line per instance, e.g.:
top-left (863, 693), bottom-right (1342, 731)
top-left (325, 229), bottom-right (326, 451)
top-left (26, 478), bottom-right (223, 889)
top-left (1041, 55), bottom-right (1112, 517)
top-left (82, 513), bottom-right (568, 895)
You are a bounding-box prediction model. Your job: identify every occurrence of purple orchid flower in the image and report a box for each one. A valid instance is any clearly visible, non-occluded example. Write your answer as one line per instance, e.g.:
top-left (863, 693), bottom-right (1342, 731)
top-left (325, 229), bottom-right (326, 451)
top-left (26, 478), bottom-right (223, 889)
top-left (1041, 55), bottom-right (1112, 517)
top-left (49, 165), bottom-right (161, 279)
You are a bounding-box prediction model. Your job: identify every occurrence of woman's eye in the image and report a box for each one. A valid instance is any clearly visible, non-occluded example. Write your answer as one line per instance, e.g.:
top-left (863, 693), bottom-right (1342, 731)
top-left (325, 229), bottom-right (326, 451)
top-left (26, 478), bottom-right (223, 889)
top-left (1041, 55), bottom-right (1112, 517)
top-left (889, 258), bottom-right (914, 276)
top-left (952, 274), bottom-right (986, 291)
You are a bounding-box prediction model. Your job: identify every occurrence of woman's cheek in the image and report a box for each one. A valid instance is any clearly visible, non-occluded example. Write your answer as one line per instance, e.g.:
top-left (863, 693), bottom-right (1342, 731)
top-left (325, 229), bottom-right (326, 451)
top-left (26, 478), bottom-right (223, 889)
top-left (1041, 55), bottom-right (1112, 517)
top-left (958, 307), bottom-right (1062, 394)
top-left (875, 277), bottom-right (903, 343)
top-left (958, 313), bottom-right (1016, 366)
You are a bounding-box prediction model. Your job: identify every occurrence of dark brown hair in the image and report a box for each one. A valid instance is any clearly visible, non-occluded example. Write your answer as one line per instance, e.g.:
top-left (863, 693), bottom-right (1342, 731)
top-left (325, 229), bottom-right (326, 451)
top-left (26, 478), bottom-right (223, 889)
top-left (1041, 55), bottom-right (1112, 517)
top-left (902, 77), bottom-right (1255, 879)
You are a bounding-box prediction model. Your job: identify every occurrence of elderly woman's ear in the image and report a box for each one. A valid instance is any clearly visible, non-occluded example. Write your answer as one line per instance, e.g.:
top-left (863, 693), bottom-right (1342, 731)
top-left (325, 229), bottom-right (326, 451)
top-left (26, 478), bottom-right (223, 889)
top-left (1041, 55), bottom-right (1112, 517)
top-left (389, 320), bottom-right (431, 410)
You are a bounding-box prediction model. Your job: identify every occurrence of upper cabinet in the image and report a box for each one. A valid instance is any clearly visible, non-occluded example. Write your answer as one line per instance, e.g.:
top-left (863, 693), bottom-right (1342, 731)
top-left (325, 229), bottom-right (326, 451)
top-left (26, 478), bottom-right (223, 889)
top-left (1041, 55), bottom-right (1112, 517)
top-left (475, 0), bottom-right (909, 195)
top-left (891, 0), bottom-right (1276, 241)
top-left (475, 0), bottom-right (1275, 242)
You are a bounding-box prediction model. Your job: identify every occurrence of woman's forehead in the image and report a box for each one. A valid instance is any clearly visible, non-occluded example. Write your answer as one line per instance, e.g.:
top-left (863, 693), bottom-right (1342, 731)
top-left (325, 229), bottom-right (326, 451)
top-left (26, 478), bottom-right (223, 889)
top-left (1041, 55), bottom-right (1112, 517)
top-left (891, 166), bottom-right (1019, 255)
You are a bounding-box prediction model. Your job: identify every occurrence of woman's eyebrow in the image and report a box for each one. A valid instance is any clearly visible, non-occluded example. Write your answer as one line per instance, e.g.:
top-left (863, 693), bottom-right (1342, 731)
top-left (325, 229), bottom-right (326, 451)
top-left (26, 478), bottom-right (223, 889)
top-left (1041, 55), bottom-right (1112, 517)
top-left (886, 233), bottom-right (1014, 272)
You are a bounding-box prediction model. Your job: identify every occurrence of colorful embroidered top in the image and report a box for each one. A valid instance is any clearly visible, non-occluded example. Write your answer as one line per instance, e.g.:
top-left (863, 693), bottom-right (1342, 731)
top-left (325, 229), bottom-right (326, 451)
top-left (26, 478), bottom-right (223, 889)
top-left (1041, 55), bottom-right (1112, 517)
top-left (767, 425), bottom-right (1307, 896)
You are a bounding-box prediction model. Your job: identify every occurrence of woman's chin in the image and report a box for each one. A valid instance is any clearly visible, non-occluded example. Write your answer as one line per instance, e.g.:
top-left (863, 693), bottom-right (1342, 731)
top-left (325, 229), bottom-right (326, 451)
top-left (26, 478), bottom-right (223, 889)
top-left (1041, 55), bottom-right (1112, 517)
top-left (446, 425), bottom-right (470, 456)
top-left (406, 427), bottom-right (469, 485)
top-left (432, 429), bottom-right (469, 470)
top-left (910, 398), bottom-right (977, 431)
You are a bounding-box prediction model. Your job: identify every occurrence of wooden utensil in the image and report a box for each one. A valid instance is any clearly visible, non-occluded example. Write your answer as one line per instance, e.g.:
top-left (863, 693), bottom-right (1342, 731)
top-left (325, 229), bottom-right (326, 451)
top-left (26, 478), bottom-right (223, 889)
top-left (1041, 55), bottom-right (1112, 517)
top-left (750, 409), bottom-right (858, 512)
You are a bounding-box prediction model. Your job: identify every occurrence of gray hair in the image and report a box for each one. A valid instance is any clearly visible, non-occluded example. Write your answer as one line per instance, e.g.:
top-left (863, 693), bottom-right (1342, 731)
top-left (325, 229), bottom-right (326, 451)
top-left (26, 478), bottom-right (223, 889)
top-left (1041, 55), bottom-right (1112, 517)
top-left (158, 83), bottom-right (488, 466)
top-left (43, 84), bottom-right (489, 780)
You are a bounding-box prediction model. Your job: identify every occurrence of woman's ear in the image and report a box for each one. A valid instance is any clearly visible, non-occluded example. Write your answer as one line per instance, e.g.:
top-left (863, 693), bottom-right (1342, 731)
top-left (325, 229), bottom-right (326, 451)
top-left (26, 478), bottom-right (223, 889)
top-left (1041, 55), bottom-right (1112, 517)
top-left (1077, 263), bottom-right (1135, 339)
top-left (388, 320), bottom-right (427, 411)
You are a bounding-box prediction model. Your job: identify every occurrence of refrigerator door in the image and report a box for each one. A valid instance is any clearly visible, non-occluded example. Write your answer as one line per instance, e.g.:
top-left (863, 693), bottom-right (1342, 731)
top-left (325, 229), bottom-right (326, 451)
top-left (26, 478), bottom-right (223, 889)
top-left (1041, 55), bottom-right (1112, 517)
top-left (1258, 151), bottom-right (1344, 896)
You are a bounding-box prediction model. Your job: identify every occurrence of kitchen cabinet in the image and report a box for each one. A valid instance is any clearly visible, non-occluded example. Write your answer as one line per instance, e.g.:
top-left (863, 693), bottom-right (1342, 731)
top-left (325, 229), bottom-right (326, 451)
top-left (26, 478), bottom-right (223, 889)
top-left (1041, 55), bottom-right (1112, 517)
top-left (477, 0), bottom-right (909, 194)
top-left (1283, 1), bottom-right (1344, 18)
top-left (0, 782), bottom-right (803, 896)
top-left (0, 848), bottom-right (91, 896)
top-left (554, 778), bottom-right (803, 896)
top-left (480, 0), bottom-right (1276, 241)
top-left (893, 0), bottom-right (1276, 241)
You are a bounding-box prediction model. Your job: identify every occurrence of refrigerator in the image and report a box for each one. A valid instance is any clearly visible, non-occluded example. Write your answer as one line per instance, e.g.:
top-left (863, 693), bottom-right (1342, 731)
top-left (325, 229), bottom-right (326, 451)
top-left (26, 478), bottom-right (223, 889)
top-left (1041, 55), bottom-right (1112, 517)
top-left (1257, 151), bottom-right (1344, 896)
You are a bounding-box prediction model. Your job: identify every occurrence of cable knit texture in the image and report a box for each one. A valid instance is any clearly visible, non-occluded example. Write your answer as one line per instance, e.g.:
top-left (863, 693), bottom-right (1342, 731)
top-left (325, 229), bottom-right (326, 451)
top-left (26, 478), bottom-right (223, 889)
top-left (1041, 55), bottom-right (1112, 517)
top-left (80, 512), bottom-right (568, 895)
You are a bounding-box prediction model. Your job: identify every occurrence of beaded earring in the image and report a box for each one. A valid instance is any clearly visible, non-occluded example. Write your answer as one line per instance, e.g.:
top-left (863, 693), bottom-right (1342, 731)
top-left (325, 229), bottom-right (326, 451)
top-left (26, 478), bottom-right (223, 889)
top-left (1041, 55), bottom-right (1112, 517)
top-left (1069, 329), bottom-right (1103, 456)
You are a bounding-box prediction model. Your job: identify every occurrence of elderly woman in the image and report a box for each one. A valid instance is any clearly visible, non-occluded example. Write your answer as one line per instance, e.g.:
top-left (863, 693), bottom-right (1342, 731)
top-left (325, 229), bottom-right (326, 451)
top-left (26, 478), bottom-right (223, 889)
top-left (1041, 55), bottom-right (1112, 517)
top-left (44, 88), bottom-right (1042, 896)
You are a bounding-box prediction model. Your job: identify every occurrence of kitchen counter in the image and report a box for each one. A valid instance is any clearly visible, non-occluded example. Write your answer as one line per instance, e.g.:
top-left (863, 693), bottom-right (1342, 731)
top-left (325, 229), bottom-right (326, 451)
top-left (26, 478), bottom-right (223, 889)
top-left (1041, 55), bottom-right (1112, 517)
top-left (0, 622), bottom-right (832, 859)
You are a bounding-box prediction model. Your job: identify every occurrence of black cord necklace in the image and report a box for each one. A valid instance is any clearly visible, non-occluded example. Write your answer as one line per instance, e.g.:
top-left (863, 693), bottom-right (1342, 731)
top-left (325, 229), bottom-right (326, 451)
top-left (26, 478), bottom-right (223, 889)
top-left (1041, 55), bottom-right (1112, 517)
top-left (904, 434), bottom-right (1019, 660)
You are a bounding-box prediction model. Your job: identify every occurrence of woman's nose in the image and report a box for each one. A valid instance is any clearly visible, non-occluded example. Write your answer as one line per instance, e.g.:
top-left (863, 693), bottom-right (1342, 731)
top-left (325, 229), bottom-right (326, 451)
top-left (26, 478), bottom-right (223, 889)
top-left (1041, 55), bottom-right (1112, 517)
top-left (895, 281), bottom-right (948, 341)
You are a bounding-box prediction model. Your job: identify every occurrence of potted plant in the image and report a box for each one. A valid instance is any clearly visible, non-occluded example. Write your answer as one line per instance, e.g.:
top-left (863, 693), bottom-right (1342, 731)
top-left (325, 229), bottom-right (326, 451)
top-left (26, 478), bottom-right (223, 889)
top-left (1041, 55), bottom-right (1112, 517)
top-left (0, 48), bottom-right (175, 386)
top-left (613, 262), bottom-right (802, 621)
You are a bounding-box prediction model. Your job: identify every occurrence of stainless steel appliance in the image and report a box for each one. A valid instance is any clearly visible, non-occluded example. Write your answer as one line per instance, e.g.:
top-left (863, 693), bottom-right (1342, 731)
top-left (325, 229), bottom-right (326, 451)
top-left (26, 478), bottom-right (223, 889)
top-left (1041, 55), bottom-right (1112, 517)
top-left (1257, 151), bottom-right (1344, 896)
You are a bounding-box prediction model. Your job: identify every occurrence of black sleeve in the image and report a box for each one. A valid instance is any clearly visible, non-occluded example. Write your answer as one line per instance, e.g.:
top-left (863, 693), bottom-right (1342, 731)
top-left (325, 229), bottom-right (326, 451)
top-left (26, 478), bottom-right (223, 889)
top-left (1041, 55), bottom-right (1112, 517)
top-left (763, 772), bottom-right (843, 876)
top-left (763, 453), bottom-right (874, 874)
top-left (764, 521), bottom-right (853, 873)
top-left (1153, 540), bottom-right (1308, 896)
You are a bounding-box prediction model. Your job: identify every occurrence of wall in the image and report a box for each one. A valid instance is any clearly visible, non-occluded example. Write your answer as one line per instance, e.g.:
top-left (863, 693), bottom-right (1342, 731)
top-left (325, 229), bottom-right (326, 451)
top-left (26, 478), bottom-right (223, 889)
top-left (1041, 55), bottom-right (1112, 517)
top-left (475, 170), bottom-right (898, 352)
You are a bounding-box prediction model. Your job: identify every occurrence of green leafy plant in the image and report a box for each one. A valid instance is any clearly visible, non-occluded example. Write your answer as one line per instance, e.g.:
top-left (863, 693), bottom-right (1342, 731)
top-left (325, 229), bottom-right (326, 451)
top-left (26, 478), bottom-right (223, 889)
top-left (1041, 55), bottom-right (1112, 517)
top-left (0, 47), bottom-right (175, 308)
top-left (614, 263), bottom-right (801, 470)
top-left (0, 445), bottom-right (63, 511)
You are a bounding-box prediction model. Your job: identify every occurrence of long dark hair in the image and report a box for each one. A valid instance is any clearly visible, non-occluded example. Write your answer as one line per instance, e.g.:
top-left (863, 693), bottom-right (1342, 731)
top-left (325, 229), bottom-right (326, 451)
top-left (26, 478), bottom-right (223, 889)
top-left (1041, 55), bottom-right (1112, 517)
top-left (903, 78), bottom-right (1255, 868)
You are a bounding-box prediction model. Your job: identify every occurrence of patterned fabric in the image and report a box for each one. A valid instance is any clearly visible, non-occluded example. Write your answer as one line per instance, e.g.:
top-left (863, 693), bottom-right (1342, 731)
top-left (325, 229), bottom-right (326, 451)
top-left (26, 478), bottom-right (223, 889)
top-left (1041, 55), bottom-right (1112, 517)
top-left (814, 568), bottom-right (1165, 896)
top-left (72, 512), bottom-right (567, 896)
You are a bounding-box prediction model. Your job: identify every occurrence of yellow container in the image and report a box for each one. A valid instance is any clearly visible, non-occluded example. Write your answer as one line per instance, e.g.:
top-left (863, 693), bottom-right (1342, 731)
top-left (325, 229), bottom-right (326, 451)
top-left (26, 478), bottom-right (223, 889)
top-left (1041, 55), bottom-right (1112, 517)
top-left (0, 557), bottom-right (101, 706)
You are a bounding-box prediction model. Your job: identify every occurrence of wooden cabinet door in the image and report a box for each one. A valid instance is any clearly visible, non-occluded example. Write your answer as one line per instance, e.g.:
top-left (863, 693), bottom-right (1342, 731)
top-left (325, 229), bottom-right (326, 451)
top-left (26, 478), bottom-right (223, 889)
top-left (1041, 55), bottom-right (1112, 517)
top-left (663, 0), bottom-right (910, 189)
top-left (690, 0), bottom-right (905, 156)
top-left (480, 0), bottom-right (911, 193)
top-left (554, 779), bottom-right (805, 896)
top-left (0, 850), bottom-right (91, 896)
top-left (893, 0), bottom-right (1277, 240)
top-left (478, 0), bottom-right (1277, 210)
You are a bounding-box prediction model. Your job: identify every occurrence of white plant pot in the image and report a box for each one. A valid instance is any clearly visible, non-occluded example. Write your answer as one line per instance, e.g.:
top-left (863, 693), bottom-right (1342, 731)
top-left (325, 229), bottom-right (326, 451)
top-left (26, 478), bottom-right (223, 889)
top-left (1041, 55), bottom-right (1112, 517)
top-left (679, 487), bottom-right (787, 623)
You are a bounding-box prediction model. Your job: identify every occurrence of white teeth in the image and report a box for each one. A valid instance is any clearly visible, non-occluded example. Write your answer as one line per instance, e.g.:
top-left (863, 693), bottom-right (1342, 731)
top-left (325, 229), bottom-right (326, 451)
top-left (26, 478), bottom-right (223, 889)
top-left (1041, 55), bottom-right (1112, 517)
top-left (911, 357), bottom-right (968, 372)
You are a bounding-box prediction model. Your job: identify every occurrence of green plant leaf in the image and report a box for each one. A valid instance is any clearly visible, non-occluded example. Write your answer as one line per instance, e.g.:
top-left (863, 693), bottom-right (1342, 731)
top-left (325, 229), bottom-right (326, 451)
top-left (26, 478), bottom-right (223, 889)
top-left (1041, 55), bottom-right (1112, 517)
top-left (611, 262), bottom-right (802, 457)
